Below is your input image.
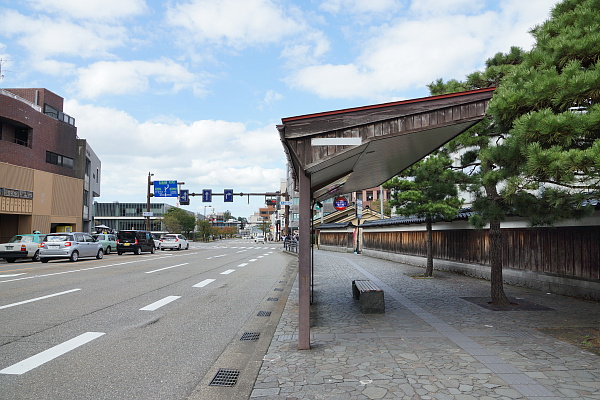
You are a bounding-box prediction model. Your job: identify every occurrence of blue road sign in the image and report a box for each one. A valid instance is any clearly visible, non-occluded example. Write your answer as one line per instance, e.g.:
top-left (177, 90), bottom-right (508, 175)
top-left (224, 189), bottom-right (233, 202)
top-left (202, 189), bottom-right (212, 202)
top-left (179, 189), bottom-right (190, 205)
top-left (154, 180), bottom-right (178, 197)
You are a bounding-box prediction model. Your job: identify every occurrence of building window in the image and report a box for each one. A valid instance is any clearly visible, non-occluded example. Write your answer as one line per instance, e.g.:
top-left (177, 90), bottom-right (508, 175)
top-left (44, 104), bottom-right (75, 126)
top-left (366, 191), bottom-right (373, 201)
top-left (83, 190), bottom-right (89, 207)
top-left (46, 151), bottom-right (74, 169)
top-left (355, 191), bottom-right (363, 201)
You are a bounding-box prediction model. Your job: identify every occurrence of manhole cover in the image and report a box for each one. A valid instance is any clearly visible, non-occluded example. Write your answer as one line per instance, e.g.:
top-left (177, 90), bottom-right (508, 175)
top-left (274, 288), bottom-right (283, 291)
top-left (257, 311), bottom-right (271, 317)
top-left (209, 369), bottom-right (240, 387)
top-left (240, 332), bottom-right (260, 341)
top-left (267, 297), bottom-right (278, 301)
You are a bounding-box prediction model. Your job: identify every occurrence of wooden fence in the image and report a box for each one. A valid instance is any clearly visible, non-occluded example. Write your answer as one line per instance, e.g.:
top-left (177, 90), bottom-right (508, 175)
top-left (360, 227), bottom-right (600, 281)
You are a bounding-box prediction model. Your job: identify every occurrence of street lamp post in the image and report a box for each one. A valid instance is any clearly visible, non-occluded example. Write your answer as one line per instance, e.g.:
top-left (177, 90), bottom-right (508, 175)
top-left (146, 172), bottom-right (154, 231)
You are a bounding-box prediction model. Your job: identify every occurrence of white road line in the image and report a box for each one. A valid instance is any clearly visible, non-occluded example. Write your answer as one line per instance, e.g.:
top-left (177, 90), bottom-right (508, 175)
top-left (237, 263), bottom-right (248, 267)
top-left (0, 332), bottom-right (105, 375)
top-left (220, 269), bottom-right (235, 275)
top-left (0, 289), bottom-right (81, 310)
top-left (0, 273), bottom-right (25, 278)
top-left (193, 279), bottom-right (216, 288)
top-left (145, 263), bottom-right (189, 274)
top-left (0, 259), bottom-right (151, 283)
top-left (140, 296), bottom-right (180, 311)
top-left (236, 250), bottom-right (246, 253)
top-left (249, 259), bottom-right (257, 262)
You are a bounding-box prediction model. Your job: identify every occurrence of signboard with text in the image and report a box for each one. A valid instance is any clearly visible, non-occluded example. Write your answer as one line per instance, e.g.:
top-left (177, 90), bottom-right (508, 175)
top-left (154, 180), bottom-right (178, 197)
top-left (334, 196), bottom-right (348, 211)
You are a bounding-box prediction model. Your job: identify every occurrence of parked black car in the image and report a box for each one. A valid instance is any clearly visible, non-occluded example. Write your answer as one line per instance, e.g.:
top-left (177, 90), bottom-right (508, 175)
top-left (117, 230), bottom-right (156, 255)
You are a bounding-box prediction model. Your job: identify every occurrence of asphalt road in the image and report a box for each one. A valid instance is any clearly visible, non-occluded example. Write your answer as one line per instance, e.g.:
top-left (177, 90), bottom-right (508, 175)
top-left (0, 239), bottom-right (296, 400)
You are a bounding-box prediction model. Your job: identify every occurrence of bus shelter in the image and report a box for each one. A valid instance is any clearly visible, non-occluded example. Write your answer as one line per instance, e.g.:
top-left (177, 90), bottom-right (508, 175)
top-left (278, 88), bottom-right (495, 349)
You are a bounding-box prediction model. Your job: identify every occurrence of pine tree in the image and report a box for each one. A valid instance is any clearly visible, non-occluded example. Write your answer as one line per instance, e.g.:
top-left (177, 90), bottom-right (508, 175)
top-left (385, 152), bottom-right (465, 277)
top-left (428, 0), bottom-right (599, 304)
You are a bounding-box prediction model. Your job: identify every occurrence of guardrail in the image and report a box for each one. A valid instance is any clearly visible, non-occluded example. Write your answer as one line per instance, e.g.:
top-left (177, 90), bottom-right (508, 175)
top-left (283, 239), bottom-right (298, 253)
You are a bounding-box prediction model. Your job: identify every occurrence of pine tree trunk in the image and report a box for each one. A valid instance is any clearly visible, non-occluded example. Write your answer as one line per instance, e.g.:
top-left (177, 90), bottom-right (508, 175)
top-left (425, 217), bottom-right (434, 277)
top-left (489, 219), bottom-right (510, 305)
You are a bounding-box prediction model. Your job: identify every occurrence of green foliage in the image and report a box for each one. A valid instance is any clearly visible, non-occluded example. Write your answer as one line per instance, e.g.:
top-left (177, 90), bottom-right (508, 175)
top-left (163, 207), bottom-right (196, 235)
top-left (488, 0), bottom-right (600, 200)
top-left (196, 220), bottom-right (214, 241)
top-left (385, 152), bottom-right (465, 221)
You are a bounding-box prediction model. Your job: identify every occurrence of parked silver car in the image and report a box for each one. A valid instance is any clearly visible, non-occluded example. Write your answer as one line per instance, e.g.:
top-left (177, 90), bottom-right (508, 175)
top-left (39, 232), bottom-right (103, 262)
top-left (160, 234), bottom-right (189, 250)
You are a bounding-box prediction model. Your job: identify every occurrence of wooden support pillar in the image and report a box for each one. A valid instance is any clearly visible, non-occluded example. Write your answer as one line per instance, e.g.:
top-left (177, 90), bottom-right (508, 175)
top-left (297, 169), bottom-right (311, 350)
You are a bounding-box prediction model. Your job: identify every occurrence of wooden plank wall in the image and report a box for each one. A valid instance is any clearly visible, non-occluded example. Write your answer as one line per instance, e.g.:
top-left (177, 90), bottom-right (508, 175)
top-left (320, 232), bottom-right (353, 249)
top-left (360, 227), bottom-right (600, 281)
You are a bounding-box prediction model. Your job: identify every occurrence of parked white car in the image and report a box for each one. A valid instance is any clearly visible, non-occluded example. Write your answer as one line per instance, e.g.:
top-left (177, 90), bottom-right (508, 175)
top-left (254, 235), bottom-right (265, 243)
top-left (0, 233), bottom-right (46, 262)
top-left (40, 232), bottom-right (103, 262)
top-left (160, 234), bottom-right (189, 251)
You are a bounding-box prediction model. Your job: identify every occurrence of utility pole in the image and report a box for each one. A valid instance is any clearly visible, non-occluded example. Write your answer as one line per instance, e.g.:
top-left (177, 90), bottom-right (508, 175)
top-left (146, 172), bottom-right (153, 231)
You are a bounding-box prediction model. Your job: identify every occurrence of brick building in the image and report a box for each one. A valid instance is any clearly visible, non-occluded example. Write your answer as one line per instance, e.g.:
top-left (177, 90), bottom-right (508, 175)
top-left (0, 88), bottom-right (101, 241)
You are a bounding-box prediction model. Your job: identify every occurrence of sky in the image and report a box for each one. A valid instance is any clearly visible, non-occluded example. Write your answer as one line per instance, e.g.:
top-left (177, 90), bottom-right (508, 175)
top-left (0, 0), bottom-right (560, 219)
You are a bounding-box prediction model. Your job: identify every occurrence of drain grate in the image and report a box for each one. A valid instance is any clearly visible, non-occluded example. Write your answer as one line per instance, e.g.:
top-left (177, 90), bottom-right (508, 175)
top-left (274, 288), bottom-right (283, 291)
top-left (240, 332), bottom-right (260, 341)
top-left (279, 281), bottom-right (286, 284)
top-left (209, 369), bottom-right (240, 387)
top-left (267, 297), bottom-right (279, 301)
top-left (257, 310), bottom-right (271, 317)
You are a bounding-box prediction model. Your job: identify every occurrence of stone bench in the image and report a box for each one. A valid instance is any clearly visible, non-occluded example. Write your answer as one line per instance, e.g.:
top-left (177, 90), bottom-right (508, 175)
top-left (352, 280), bottom-right (385, 313)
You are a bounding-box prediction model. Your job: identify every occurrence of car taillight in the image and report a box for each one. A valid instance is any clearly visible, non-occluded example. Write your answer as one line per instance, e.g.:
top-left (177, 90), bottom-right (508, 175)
top-left (175, 238), bottom-right (178, 242)
top-left (21, 245), bottom-right (26, 251)
top-left (135, 239), bottom-right (139, 245)
top-left (116, 239), bottom-right (120, 244)
top-left (65, 242), bottom-right (72, 247)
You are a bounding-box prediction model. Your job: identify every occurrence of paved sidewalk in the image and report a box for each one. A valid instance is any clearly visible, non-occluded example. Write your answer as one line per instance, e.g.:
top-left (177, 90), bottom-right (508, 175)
top-left (251, 250), bottom-right (600, 399)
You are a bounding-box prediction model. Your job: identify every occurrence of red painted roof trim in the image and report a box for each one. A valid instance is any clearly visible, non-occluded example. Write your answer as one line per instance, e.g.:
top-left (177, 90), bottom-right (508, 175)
top-left (281, 87), bottom-right (495, 123)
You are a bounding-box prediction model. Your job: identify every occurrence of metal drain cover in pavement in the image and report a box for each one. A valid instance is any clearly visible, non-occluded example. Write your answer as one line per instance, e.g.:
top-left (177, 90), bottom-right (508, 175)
top-left (209, 369), bottom-right (240, 387)
top-left (257, 311), bottom-right (271, 317)
top-left (267, 297), bottom-right (278, 301)
top-left (274, 288), bottom-right (283, 291)
top-left (240, 332), bottom-right (260, 341)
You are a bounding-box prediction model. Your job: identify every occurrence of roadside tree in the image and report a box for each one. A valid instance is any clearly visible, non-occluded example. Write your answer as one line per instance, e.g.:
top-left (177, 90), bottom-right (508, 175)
top-left (385, 152), bottom-right (466, 277)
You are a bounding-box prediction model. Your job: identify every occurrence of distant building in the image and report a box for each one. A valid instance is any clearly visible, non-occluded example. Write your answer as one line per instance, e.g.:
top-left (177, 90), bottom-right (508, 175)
top-left (93, 202), bottom-right (178, 233)
top-left (0, 88), bottom-right (101, 241)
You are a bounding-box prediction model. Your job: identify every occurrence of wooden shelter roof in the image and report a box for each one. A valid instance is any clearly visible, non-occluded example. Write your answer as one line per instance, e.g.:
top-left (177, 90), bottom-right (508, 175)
top-left (278, 88), bottom-right (494, 202)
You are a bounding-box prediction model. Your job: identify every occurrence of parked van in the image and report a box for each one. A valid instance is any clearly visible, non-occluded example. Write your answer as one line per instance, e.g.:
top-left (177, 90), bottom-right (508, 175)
top-left (117, 230), bottom-right (155, 255)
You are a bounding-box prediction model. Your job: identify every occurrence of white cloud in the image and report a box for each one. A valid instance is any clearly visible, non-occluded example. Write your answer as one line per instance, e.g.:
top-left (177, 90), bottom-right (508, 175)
top-left (0, 10), bottom-right (126, 60)
top-left (27, 0), bottom-right (147, 21)
top-left (287, 1), bottom-right (559, 100)
top-left (65, 100), bottom-right (286, 212)
top-left (166, 0), bottom-right (306, 48)
top-left (74, 59), bottom-right (206, 98)
top-left (319, 0), bottom-right (399, 14)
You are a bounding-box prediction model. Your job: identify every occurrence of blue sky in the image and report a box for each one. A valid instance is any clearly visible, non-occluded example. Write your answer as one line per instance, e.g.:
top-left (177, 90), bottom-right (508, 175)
top-left (0, 0), bottom-right (559, 219)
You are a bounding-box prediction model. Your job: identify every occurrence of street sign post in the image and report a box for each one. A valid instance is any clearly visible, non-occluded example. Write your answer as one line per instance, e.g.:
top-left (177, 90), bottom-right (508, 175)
top-left (154, 180), bottom-right (178, 197)
top-left (334, 196), bottom-right (348, 211)
top-left (179, 189), bottom-right (190, 205)
top-left (224, 189), bottom-right (233, 202)
top-left (202, 189), bottom-right (212, 202)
